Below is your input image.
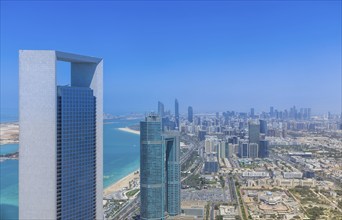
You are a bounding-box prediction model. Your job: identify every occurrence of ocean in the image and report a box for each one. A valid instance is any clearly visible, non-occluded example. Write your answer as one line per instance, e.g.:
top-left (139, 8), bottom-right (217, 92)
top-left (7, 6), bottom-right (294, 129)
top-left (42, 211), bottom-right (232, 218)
top-left (0, 119), bottom-right (141, 220)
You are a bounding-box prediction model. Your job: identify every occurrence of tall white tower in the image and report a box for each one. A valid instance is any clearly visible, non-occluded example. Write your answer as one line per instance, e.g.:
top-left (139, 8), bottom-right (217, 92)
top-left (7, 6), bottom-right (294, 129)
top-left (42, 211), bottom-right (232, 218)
top-left (19, 50), bottom-right (103, 219)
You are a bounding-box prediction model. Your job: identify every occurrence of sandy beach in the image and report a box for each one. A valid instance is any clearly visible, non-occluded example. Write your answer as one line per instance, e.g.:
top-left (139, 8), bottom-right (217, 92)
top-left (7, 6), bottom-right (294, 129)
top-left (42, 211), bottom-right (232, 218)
top-left (118, 127), bottom-right (140, 135)
top-left (0, 122), bottom-right (19, 145)
top-left (104, 170), bottom-right (140, 196)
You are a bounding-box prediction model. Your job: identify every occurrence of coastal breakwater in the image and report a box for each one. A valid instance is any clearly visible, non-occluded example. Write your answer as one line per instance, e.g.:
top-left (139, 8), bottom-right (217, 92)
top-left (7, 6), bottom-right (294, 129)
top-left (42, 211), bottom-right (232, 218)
top-left (0, 152), bottom-right (18, 162)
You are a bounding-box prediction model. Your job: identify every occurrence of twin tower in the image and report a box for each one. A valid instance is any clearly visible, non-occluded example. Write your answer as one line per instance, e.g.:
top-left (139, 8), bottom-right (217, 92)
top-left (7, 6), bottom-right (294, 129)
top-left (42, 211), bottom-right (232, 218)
top-left (140, 114), bottom-right (181, 219)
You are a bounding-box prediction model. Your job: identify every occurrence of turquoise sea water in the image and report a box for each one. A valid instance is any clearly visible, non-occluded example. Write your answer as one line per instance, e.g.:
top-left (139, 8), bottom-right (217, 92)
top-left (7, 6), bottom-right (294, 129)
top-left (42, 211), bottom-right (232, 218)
top-left (0, 119), bottom-right (140, 220)
top-left (103, 120), bottom-right (140, 188)
top-left (0, 160), bottom-right (18, 219)
top-left (0, 144), bottom-right (19, 155)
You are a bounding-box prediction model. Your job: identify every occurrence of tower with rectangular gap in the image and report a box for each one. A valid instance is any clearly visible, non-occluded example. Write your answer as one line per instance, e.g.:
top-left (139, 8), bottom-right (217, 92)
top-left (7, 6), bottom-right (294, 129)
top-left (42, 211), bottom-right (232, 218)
top-left (19, 50), bottom-right (103, 220)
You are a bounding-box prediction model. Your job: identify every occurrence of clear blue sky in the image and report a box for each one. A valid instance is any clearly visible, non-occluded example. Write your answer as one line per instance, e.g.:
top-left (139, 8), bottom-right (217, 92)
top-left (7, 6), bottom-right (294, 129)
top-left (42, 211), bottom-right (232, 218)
top-left (1, 1), bottom-right (341, 116)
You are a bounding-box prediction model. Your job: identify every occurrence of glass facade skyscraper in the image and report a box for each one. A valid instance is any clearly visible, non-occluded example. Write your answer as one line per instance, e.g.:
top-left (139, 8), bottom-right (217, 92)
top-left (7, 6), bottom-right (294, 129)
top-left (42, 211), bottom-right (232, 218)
top-left (57, 86), bottom-right (96, 220)
top-left (164, 132), bottom-right (181, 216)
top-left (140, 115), bottom-right (181, 219)
top-left (250, 108), bottom-right (255, 118)
top-left (259, 140), bottom-right (269, 158)
top-left (175, 99), bottom-right (179, 128)
top-left (259, 119), bottom-right (268, 134)
top-left (158, 101), bottom-right (165, 117)
top-left (140, 115), bottom-right (165, 220)
top-left (248, 143), bottom-right (259, 158)
top-left (188, 106), bottom-right (193, 123)
top-left (224, 142), bottom-right (231, 158)
top-left (270, 106), bottom-right (274, 117)
top-left (239, 142), bottom-right (249, 158)
top-left (248, 121), bottom-right (260, 144)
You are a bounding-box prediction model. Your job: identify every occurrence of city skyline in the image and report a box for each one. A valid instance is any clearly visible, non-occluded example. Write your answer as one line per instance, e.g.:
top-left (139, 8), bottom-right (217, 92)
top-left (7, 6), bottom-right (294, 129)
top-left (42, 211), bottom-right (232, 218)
top-left (1, 1), bottom-right (341, 219)
top-left (1, 1), bottom-right (341, 116)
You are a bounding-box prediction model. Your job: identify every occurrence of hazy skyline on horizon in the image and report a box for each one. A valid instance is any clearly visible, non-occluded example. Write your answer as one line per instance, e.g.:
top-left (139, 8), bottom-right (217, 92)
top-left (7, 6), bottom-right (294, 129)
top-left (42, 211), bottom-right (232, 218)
top-left (1, 1), bottom-right (341, 115)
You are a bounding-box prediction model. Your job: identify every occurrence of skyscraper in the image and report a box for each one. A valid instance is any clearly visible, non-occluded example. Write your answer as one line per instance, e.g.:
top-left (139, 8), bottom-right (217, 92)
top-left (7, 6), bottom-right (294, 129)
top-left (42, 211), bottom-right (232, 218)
top-left (250, 108), bottom-right (255, 118)
top-left (300, 108), bottom-right (304, 120)
top-left (158, 101), bottom-right (165, 117)
top-left (248, 143), bottom-right (259, 158)
top-left (224, 142), bottom-right (233, 158)
top-left (259, 119), bottom-right (268, 134)
top-left (239, 142), bottom-right (249, 158)
top-left (19, 50), bottom-right (103, 219)
top-left (307, 108), bottom-right (311, 120)
top-left (163, 132), bottom-right (181, 216)
top-left (259, 140), bottom-right (269, 158)
top-left (270, 106), bottom-right (274, 117)
top-left (249, 121), bottom-right (260, 144)
top-left (188, 106), bottom-right (193, 123)
top-left (140, 114), bottom-right (165, 219)
top-left (218, 141), bottom-right (226, 159)
top-left (175, 99), bottom-right (179, 128)
top-left (140, 115), bottom-right (181, 219)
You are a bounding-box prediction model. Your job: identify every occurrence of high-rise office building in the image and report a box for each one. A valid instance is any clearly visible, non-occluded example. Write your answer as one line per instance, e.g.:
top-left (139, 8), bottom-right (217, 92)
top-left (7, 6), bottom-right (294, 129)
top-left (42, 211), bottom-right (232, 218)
top-left (259, 140), bottom-right (269, 158)
top-left (19, 50), bottom-right (103, 219)
top-left (225, 142), bottom-right (233, 158)
top-left (290, 106), bottom-right (297, 119)
top-left (248, 143), bottom-right (259, 158)
top-left (248, 121), bottom-right (260, 144)
top-left (188, 106), bottom-right (193, 123)
top-left (57, 86), bottom-right (97, 219)
top-left (175, 99), bottom-right (179, 128)
top-left (204, 139), bottom-right (211, 154)
top-left (328, 112), bottom-right (332, 120)
top-left (140, 114), bottom-right (165, 219)
top-left (218, 141), bottom-right (226, 159)
top-left (300, 108), bottom-right (304, 120)
top-left (307, 108), bottom-right (311, 120)
top-left (163, 132), bottom-right (181, 216)
top-left (140, 115), bottom-right (181, 219)
top-left (274, 109), bottom-right (279, 119)
top-left (278, 111), bottom-right (283, 120)
top-left (259, 119), bottom-right (267, 134)
top-left (250, 108), bottom-right (255, 118)
top-left (284, 109), bottom-right (289, 119)
top-left (204, 136), bottom-right (219, 154)
top-left (198, 130), bottom-right (206, 141)
top-left (239, 142), bottom-right (249, 158)
top-left (158, 101), bottom-right (165, 117)
top-left (270, 106), bottom-right (274, 117)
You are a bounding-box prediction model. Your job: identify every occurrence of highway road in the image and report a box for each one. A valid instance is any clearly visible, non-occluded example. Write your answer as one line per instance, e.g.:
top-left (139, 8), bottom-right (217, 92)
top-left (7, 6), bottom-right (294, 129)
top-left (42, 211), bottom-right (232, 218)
top-left (111, 193), bottom-right (140, 219)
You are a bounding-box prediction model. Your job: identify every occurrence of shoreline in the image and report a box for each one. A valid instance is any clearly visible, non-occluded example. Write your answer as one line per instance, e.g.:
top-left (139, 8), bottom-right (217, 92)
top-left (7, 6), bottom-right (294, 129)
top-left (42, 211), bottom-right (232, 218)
top-left (103, 170), bottom-right (140, 196)
top-left (117, 127), bottom-right (140, 135)
top-left (1, 122), bottom-right (141, 196)
top-left (0, 122), bottom-right (19, 145)
top-left (0, 141), bottom-right (19, 146)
